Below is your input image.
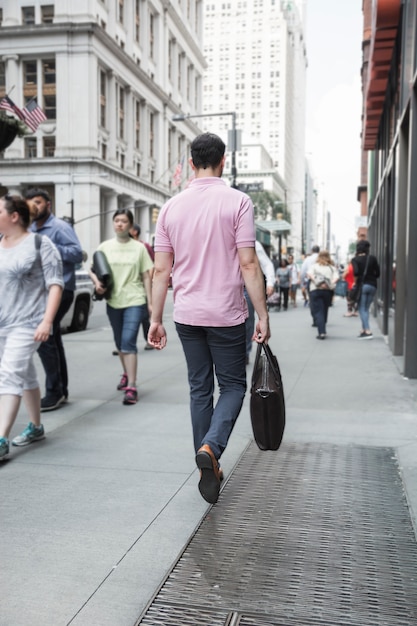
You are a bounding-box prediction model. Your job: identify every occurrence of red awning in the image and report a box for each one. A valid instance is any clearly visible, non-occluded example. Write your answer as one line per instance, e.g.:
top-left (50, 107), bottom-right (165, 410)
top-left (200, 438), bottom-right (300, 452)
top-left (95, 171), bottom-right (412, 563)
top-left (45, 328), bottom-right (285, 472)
top-left (363, 0), bottom-right (401, 150)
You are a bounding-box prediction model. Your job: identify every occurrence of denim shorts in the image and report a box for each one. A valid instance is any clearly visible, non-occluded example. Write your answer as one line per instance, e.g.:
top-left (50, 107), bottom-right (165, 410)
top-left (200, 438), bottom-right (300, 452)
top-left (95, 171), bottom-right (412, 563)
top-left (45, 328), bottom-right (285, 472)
top-left (106, 304), bottom-right (148, 354)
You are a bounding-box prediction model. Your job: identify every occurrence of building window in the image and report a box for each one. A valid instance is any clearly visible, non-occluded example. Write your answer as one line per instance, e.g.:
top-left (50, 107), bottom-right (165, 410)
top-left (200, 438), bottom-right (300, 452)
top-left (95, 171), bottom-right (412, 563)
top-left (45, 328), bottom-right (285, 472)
top-left (0, 8), bottom-right (3, 26)
top-left (135, 0), bottom-right (140, 42)
top-left (25, 137), bottom-right (37, 158)
top-left (43, 59), bottom-right (55, 85)
top-left (41, 5), bottom-right (54, 23)
top-left (136, 162), bottom-right (141, 177)
top-left (43, 95), bottom-right (56, 119)
top-left (101, 143), bottom-right (107, 161)
top-left (24, 61), bottom-right (37, 90)
top-left (149, 112), bottom-right (154, 158)
top-left (135, 100), bottom-right (140, 149)
top-left (23, 59), bottom-right (55, 120)
top-left (22, 6), bottom-right (35, 25)
top-left (100, 71), bottom-right (106, 128)
top-left (187, 65), bottom-right (192, 102)
top-left (120, 153), bottom-right (125, 169)
top-left (118, 0), bottom-right (124, 24)
top-left (149, 12), bottom-right (155, 59)
top-left (43, 136), bottom-right (55, 156)
top-left (168, 39), bottom-right (173, 81)
top-left (117, 85), bottom-right (125, 139)
top-left (178, 53), bottom-right (182, 91)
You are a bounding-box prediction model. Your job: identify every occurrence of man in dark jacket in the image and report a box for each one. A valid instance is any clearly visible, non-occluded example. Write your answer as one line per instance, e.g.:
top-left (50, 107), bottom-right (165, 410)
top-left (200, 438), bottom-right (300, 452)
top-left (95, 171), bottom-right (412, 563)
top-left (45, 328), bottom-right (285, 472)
top-left (26, 188), bottom-right (83, 410)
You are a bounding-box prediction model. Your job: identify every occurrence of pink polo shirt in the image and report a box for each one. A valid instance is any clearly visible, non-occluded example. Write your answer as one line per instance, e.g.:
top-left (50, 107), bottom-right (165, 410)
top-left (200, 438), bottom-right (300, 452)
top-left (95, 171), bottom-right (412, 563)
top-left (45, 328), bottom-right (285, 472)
top-left (155, 177), bottom-right (255, 326)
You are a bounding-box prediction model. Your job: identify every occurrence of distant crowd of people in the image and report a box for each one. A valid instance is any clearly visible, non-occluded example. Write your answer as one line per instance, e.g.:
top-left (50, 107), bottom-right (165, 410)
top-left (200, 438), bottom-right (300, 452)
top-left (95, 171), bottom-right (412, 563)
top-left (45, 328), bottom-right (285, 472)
top-left (0, 133), bottom-right (380, 505)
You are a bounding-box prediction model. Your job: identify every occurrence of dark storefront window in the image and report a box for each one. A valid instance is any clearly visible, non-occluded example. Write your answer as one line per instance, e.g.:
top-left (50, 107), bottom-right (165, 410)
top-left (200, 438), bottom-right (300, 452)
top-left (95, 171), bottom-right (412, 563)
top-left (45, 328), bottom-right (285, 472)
top-left (401, 0), bottom-right (417, 110)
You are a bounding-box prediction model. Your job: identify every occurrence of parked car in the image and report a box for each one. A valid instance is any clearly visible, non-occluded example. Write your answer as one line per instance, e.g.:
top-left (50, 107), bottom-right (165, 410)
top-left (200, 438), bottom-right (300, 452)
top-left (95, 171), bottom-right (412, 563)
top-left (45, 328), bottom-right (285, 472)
top-left (60, 264), bottom-right (95, 332)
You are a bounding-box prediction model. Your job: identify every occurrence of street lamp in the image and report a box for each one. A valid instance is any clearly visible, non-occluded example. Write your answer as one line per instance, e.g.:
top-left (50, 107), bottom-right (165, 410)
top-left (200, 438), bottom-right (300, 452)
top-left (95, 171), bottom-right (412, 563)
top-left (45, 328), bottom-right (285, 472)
top-left (172, 111), bottom-right (239, 188)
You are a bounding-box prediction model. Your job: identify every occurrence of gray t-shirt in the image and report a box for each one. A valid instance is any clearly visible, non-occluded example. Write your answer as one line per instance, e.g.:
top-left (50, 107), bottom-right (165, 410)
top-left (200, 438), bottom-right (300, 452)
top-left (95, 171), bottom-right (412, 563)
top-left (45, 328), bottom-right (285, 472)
top-left (0, 233), bottom-right (64, 334)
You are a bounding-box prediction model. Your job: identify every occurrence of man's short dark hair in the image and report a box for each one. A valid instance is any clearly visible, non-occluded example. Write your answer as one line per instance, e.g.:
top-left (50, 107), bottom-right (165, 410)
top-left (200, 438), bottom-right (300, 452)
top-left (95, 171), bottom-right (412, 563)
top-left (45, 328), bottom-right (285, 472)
top-left (312, 245), bottom-right (320, 253)
top-left (356, 239), bottom-right (370, 254)
top-left (132, 223), bottom-right (141, 236)
top-left (25, 188), bottom-right (51, 203)
top-left (191, 133), bottom-right (226, 170)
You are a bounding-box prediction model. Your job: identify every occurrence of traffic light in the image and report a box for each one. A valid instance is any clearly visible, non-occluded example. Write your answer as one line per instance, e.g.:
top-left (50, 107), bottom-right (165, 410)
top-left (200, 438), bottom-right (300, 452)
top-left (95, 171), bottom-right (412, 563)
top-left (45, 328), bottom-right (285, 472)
top-left (152, 207), bottom-right (159, 223)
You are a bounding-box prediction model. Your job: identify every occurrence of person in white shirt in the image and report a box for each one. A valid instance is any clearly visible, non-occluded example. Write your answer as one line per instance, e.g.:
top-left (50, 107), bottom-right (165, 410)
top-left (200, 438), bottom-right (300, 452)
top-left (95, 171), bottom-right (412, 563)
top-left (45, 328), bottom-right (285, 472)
top-left (245, 240), bottom-right (275, 364)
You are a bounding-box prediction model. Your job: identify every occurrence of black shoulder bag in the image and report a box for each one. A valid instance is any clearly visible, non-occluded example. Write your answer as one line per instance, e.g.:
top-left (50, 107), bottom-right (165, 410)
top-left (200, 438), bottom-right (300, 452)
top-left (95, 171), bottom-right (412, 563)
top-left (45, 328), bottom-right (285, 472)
top-left (250, 342), bottom-right (286, 451)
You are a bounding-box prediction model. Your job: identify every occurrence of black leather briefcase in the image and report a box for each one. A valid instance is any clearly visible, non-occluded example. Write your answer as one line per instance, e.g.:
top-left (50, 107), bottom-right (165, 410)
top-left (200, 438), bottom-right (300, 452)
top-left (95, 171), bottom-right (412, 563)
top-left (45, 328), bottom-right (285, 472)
top-left (91, 250), bottom-right (113, 301)
top-left (250, 342), bottom-right (285, 451)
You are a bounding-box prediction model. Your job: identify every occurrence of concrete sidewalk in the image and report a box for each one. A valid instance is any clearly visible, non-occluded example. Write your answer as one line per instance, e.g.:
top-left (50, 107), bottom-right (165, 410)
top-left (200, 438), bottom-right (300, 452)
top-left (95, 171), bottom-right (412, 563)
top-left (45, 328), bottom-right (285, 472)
top-left (1, 293), bottom-right (416, 626)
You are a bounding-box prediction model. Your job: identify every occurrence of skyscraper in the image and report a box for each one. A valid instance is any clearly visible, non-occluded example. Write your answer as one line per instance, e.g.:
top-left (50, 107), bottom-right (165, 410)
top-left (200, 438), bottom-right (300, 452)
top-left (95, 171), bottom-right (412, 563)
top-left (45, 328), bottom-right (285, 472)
top-left (203, 0), bottom-right (307, 255)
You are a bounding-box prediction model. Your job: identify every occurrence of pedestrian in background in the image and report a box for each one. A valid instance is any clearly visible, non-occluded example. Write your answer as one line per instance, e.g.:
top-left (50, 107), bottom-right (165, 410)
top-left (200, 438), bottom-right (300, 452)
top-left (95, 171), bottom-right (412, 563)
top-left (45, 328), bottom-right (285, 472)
top-left (26, 188), bottom-right (83, 412)
top-left (0, 194), bottom-right (63, 461)
top-left (275, 258), bottom-right (291, 311)
top-left (352, 240), bottom-right (380, 339)
top-left (129, 223), bottom-right (155, 351)
top-left (90, 208), bottom-right (153, 405)
top-left (300, 245), bottom-right (320, 320)
top-left (308, 250), bottom-right (339, 339)
top-left (343, 261), bottom-right (357, 317)
top-left (148, 132), bottom-right (270, 505)
top-left (287, 254), bottom-right (300, 307)
top-left (244, 240), bottom-right (275, 365)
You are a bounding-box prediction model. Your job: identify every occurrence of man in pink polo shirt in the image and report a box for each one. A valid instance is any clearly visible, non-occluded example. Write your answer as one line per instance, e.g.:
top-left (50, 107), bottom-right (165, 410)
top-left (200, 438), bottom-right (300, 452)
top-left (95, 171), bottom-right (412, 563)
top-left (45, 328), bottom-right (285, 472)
top-left (148, 133), bottom-right (270, 504)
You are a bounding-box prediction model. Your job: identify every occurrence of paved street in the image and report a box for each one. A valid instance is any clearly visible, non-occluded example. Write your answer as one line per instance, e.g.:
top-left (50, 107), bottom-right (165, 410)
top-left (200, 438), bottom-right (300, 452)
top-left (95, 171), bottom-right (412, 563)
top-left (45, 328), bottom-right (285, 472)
top-left (1, 293), bottom-right (417, 626)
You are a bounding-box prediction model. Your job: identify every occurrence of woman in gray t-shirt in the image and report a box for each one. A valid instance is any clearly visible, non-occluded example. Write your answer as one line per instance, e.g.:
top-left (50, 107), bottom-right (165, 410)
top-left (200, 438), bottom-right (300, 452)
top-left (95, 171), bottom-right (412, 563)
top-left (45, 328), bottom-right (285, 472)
top-left (0, 194), bottom-right (63, 460)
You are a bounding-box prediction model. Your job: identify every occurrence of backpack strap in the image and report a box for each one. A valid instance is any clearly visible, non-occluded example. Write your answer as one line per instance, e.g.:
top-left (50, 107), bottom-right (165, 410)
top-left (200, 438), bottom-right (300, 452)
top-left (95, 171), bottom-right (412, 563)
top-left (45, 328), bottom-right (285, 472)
top-left (34, 233), bottom-right (42, 250)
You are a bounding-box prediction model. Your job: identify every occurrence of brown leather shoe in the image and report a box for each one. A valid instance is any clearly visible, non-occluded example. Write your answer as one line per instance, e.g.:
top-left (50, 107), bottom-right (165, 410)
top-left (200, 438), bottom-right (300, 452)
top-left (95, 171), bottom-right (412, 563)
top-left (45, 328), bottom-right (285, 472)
top-left (195, 444), bottom-right (221, 504)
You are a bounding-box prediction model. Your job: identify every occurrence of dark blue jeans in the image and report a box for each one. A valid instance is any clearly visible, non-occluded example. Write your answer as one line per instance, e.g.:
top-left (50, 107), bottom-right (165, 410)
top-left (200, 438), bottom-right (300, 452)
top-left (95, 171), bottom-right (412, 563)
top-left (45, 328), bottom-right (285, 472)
top-left (309, 289), bottom-right (333, 335)
top-left (37, 289), bottom-right (74, 399)
top-left (175, 323), bottom-right (247, 460)
top-left (358, 284), bottom-right (376, 331)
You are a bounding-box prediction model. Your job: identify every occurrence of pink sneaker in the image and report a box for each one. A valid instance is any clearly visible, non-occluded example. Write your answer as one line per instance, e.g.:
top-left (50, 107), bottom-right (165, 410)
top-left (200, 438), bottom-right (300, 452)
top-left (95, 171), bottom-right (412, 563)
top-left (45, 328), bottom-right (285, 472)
top-left (117, 373), bottom-right (128, 391)
top-left (123, 387), bottom-right (138, 405)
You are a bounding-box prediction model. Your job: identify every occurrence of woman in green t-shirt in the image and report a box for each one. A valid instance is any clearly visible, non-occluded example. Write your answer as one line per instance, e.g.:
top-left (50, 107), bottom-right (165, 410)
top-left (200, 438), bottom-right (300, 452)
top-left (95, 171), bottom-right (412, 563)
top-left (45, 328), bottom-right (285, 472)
top-left (90, 209), bottom-right (153, 405)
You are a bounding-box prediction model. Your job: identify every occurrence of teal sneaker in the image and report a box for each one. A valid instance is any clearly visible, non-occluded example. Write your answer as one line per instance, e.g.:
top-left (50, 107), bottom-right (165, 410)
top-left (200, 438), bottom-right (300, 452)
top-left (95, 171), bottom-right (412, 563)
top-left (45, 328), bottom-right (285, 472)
top-left (12, 423), bottom-right (45, 447)
top-left (0, 437), bottom-right (9, 460)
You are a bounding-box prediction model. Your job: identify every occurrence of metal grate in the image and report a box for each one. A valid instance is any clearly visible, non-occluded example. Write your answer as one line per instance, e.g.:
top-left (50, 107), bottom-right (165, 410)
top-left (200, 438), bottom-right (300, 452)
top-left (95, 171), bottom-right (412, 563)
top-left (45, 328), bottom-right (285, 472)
top-left (136, 442), bottom-right (417, 626)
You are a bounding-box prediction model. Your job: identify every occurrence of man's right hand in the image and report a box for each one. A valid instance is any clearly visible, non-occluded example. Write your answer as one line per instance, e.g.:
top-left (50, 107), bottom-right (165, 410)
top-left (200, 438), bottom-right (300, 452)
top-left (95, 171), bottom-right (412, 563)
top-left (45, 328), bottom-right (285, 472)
top-left (148, 322), bottom-right (167, 350)
top-left (253, 317), bottom-right (270, 344)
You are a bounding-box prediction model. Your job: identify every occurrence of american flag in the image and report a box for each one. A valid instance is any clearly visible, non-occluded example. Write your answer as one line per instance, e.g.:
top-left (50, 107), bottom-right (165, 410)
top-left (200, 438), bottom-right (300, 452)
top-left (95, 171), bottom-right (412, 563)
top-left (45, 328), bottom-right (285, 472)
top-left (0, 95), bottom-right (26, 121)
top-left (22, 99), bottom-right (47, 132)
top-left (172, 157), bottom-right (184, 188)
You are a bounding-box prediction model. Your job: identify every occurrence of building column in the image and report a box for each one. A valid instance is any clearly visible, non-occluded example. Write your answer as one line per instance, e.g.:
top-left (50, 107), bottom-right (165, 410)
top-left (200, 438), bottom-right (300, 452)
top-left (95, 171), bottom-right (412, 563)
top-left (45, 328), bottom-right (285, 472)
top-left (391, 124), bottom-right (408, 356)
top-left (404, 91), bottom-right (417, 377)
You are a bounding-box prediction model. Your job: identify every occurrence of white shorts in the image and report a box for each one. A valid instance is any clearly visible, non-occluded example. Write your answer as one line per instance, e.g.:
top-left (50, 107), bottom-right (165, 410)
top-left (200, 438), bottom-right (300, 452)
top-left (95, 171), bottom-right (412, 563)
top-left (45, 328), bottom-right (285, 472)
top-left (0, 327), bottom-right (40, 396)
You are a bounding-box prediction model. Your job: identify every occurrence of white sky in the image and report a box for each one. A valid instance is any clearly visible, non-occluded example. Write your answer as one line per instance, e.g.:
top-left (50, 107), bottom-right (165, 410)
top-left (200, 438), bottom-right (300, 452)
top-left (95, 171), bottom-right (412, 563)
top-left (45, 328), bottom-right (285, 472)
top-left (304, 0), bottom-right (363, 255)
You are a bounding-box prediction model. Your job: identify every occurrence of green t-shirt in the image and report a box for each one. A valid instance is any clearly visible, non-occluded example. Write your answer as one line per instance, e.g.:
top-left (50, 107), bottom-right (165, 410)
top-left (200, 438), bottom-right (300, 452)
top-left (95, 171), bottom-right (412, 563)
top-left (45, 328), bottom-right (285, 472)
top-left (97, 238), bottom-right (153, 308)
